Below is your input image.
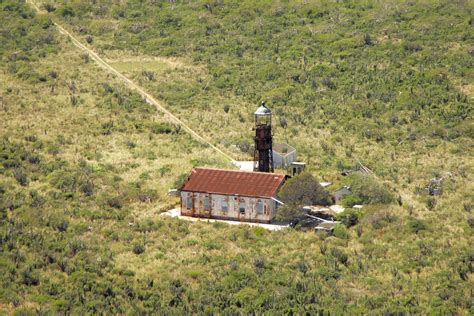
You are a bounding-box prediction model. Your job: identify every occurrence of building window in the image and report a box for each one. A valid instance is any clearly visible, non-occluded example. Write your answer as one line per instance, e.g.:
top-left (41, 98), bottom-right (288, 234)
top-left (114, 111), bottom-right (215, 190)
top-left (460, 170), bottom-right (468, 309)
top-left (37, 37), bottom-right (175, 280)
top-left (186, 195), bottom-right (193, 209)
top-left (204, 195), bottom-right (210, 210)
top-left (257, 200), bottom-right (264, 215)
top-left (240, 199), bottom-right (246, 214)
top-left (221, 198), bottom-right (228, 213)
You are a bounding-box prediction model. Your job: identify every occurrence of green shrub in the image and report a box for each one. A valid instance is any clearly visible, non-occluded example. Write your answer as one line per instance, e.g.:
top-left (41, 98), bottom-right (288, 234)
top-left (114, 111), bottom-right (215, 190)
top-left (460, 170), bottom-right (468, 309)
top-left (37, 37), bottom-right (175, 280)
top-left (186, 269), bottom-right (203, 279)
top-left (253, 226), bottom-right (267, 236)
top-left (107, 197), bottom-right (123, 209)
top-left (150, 122), bottom-right (176, 134)
top-left (468, 218), bottom-right (474, 228)
top-left (409, 218), bottom-right (429, 234)
top-left (80, 181), bottom-right (94, 196)
top-left (60, 6), bottom-right (75, 17)
top-left (345, 173), bottom-right (394, 205)
top-left (234, 287), bottom-right (259, 307)
top-left (203, 239), bottom-right (223, 250)
top-left (342, 194), bottom-right (363, 208)
top-left (337, 209), bottom-right (361, 227)
top-left (331, 248), bottom-right (349, 266)
top-left (133, 244), bottom-right (145, 255)
top-left (174, 173), bottom-right (188, 189)
top-left (14, 168), bottom-right (28, 186)
top-left (254, 257), bottom-right (265, 270)
top-left (278, 173), bottom-right (332, 222)
top-left (364, 209), bottom-right (397, 229)
top-left (333, 224), bottom-right (349, 239)
top-left (21, 268), bottom-right (40, 286)
top-left (186, 239), bottom-right (199, 246)
top-left (280, 173), bottom-right (331, 206)
top-left (68, 239), bottom-right (85, 256)
top-left (42, 3), bottom-right (56, 12)
top-left (295, 260), bottom-right (309, 274)
top-left (427, 197), bottom-right (437, 210)
top-left (211, 221), bottom-right (227, 229)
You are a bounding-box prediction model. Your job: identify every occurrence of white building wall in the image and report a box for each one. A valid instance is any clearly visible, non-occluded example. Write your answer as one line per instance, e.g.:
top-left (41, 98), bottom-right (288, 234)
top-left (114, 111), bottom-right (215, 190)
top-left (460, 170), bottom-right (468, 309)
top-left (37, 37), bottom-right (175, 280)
top-left (180, 191), bottom-right (277, 222)
top-left (273, 151), bottom-right (297, 168)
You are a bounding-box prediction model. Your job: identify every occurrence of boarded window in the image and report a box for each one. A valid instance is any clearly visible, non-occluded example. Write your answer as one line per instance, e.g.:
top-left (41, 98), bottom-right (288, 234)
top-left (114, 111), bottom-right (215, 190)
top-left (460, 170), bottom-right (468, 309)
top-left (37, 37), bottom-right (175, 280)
top-left (204, 195), bottom-right (210, 210)
top-left (240, 199), bottom-right (246, 214)
top-left (186, 195), bottom-right (193, 209)
top-left (221, 198), bottom-right (228, 212)
top-left (257, 200), bottom-right (264, 215)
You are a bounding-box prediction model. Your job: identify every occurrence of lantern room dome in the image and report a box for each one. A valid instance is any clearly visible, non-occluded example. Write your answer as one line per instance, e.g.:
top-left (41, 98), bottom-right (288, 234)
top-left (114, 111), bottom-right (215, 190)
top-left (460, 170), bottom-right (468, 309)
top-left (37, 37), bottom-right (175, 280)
top-left (254, 102), bottom-right (272, 116)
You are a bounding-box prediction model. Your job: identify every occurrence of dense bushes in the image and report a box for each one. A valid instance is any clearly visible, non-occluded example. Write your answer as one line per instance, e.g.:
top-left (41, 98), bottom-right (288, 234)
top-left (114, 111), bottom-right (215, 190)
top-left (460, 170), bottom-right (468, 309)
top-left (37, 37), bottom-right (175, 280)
top-left (279, 173), bottom-right (332, 206)
top-left (277, 172), bottom-right (332, 221)
top-left (132, 244), bottom-right (145, 255)
top-left (409, 218), bottom-right (429, 234)
top-left (332, 224), bottom-right (349, 239)
top-left (337, 209), bottom-right (361, 228)
top-left (48, 0), bottom-right (472, 147)
top-left (149, 122), bottom-right (178, 135)
top-left (0, 0), bottom-right (58, 69)
top-left (342, 173), bottom-right (394, 207)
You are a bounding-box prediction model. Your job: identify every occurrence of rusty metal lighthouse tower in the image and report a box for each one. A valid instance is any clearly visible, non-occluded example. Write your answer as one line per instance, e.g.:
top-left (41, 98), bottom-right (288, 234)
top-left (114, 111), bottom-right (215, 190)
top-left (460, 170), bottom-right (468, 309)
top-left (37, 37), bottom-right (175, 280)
top-left (253, 101), bottom-right (274, 172)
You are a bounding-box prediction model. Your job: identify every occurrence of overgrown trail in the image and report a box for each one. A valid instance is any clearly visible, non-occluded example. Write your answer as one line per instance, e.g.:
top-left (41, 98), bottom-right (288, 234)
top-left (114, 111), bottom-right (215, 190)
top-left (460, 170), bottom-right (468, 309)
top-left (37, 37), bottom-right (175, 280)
top-left (26, 0), bottom-right (235, 163)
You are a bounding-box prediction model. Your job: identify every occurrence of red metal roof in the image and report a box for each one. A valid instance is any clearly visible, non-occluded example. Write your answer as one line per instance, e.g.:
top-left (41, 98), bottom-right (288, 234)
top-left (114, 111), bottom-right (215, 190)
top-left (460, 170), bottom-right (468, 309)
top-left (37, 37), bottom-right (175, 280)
top-left (181, 167), bottom-right (286, 198)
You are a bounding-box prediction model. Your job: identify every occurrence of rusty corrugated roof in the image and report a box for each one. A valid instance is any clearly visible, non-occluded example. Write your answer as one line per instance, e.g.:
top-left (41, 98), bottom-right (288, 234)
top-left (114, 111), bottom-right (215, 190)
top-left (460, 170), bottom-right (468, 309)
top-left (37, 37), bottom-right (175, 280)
top-left (181, 167), bottom-right (286, 198)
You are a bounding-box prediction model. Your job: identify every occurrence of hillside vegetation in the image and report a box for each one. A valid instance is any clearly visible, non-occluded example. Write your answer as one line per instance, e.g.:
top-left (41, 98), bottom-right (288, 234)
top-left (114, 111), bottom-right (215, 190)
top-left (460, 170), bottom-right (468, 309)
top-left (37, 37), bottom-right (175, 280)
top-left (0, 0), bottom-right (473, 314)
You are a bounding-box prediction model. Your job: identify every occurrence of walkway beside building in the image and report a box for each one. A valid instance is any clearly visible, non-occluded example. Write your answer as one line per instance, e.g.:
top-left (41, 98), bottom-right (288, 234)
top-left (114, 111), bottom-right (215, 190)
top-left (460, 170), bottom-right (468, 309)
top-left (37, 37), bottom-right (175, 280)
top-left (161, 208), bottom-right (289, 231)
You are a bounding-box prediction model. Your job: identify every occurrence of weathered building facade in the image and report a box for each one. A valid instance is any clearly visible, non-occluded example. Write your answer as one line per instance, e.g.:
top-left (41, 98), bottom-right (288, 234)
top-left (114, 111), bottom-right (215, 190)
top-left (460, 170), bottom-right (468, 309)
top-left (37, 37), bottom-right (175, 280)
top-left (180, 167), bottom-right (286, 223)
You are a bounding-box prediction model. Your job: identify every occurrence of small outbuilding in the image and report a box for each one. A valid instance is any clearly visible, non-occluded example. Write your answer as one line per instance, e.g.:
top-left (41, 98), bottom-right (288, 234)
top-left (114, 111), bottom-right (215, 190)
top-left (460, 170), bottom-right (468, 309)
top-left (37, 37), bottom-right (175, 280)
top-left (273, 143), bottom-right (296, 168)
top-left (291, 162), bottom-right (306, 176)
top-left (180, 167), bottom-right (287, 223)
top-left (334, 186), bottom-right (352, 205)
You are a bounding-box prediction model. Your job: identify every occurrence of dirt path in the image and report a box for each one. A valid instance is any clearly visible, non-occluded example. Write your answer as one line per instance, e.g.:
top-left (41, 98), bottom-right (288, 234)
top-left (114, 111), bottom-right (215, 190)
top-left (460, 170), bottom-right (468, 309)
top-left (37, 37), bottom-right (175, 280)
top-left (26, 0), bottom-right (235, 163)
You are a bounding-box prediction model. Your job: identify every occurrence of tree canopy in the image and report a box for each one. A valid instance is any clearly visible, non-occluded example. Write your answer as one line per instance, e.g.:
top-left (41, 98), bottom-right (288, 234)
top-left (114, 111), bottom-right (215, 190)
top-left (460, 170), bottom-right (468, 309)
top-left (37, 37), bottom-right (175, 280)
top-left (279, 172), bottom-right (332, 206)
top-left (342, 173), bottom-right (394, 207)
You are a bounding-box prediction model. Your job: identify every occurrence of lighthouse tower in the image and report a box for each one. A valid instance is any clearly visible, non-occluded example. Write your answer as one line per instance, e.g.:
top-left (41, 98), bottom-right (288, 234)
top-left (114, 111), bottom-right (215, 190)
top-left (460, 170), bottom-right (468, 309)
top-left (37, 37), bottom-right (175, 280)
top-left (253, 102), bottom-right (274, 173)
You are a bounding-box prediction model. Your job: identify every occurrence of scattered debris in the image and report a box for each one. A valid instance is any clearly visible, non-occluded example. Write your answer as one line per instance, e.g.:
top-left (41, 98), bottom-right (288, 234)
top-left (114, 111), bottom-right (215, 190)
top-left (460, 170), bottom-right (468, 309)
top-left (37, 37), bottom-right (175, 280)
top-left (303, 205), bottom-right (337, 221)
top-left (305, 213), bottom-right (340, 232)
top-left (314, 221), bottom-right (339, 232)
top-left (329, 205), bottom-right (345, 213)
top-left (355, 158), bottom-right (375, 176)
top-left (341, 170), bottom-right (352, 176)
top-left (341, 159), bottom-right (375, 177)
top-left (426, 177), bottom-right (443, 196)
top-left (290, 206), bottom-right (341, 230)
